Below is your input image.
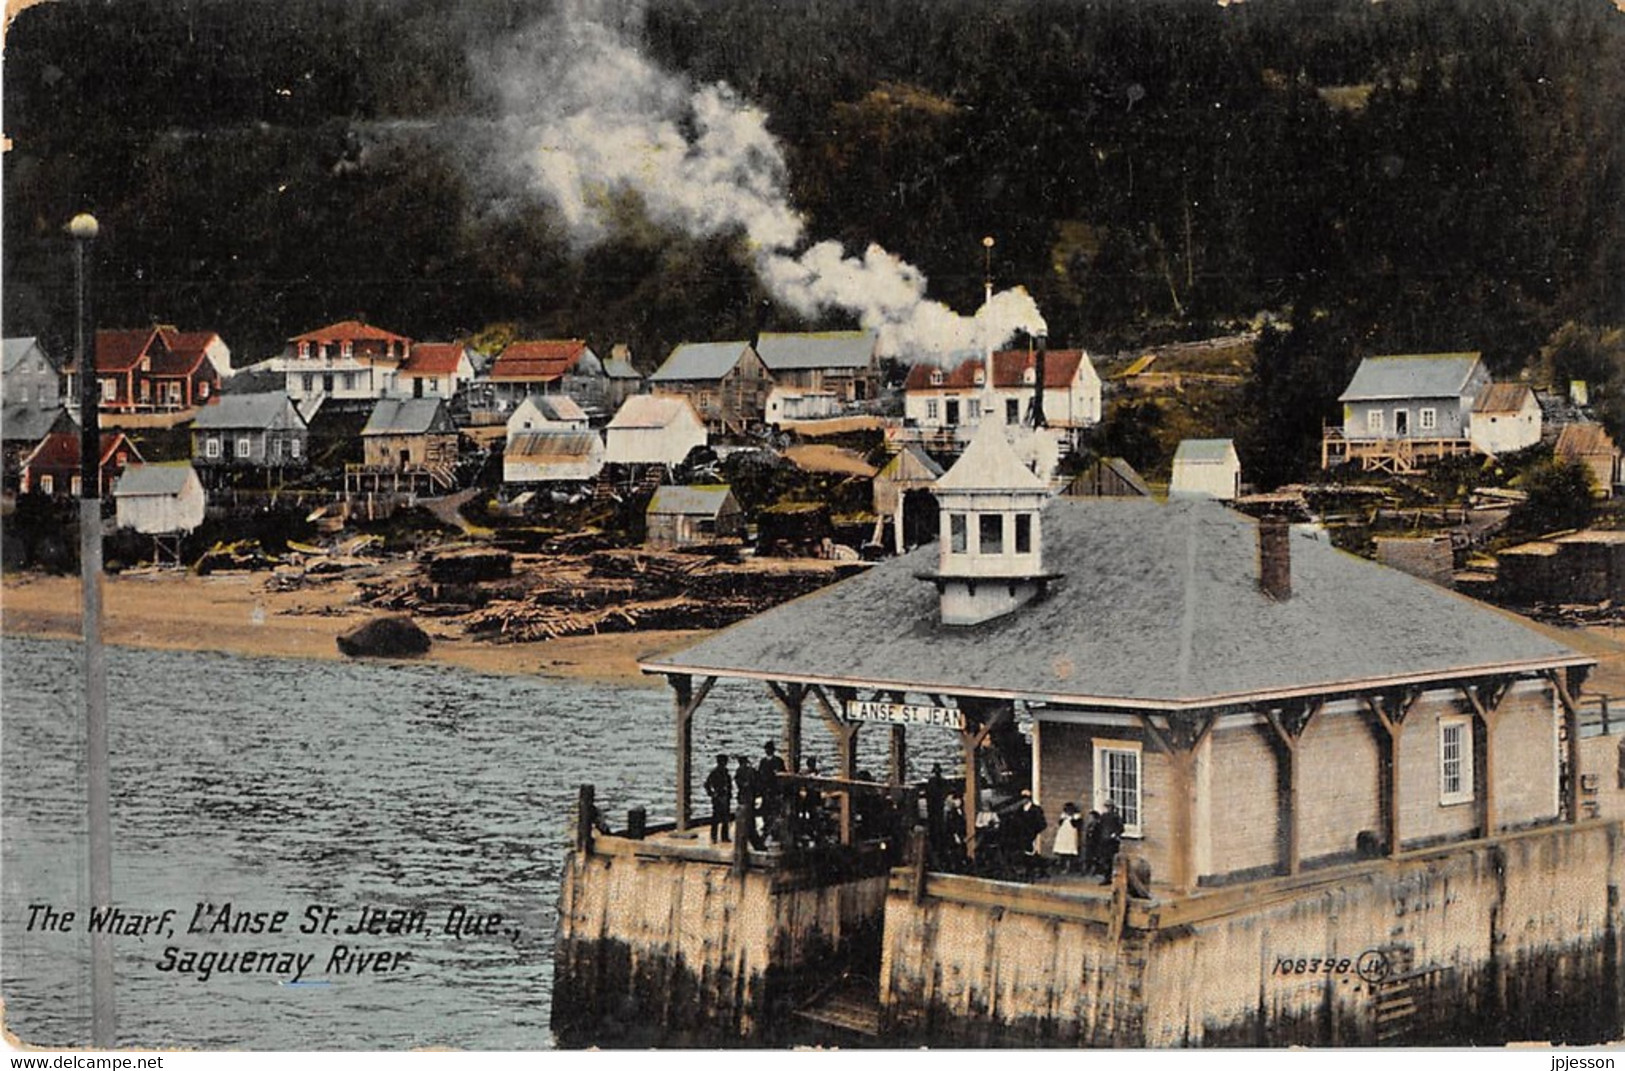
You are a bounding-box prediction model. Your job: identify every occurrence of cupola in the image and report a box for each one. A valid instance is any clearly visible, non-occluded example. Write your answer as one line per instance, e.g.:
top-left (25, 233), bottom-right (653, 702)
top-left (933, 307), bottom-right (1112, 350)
top-left (918, 420), bottom-right (1058, 626)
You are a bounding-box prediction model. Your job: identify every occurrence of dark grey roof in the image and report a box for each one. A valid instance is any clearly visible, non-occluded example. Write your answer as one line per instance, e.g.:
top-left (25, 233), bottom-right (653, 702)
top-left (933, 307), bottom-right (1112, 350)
top-left (192, 392), bottom-right (302, 430)
top-left (113, 463), bottom-right (199, 497)
top-left (649, 341), bottom-right (752, 383)
top-left (755, 331), bottom-right (877, 371)
top-left (603, 356), bottom-right (642, 379)
top-left (644, 498), bottom-right (1586, 708)
top-left (362, 398), bottom-right (451, 435)
top-left (1, 405), bottom-right (71, 443)
top-left (1339, 353), bottom-right (1483, 402)
top-left (647, 484), bottom-right (736, 517)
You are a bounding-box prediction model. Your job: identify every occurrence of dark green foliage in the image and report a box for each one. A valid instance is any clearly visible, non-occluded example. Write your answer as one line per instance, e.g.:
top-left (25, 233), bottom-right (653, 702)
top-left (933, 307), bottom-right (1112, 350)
top-left (1508, 458), bottom-right (1597, 537)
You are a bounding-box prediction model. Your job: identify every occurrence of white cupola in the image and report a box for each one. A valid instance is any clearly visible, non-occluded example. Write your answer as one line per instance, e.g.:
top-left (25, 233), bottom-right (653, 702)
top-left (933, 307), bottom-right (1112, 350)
top-left (919, 419), bottom-right (1057, 626)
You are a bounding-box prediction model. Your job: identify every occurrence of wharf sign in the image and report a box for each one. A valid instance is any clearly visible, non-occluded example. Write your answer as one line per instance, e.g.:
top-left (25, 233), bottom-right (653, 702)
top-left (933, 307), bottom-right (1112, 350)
top-left (841, 699), bottom-right (965, 731)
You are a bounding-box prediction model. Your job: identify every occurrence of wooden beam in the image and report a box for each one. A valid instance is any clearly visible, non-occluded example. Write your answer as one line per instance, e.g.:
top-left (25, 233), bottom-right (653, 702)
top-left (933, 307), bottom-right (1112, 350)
top-left (1134, 711), bottom-right (1214, 894)
top-left (766, 681), bottom-right (806, 775)
top-left (889, 725), bottom-right (907, 787)
top-left (1362, 690), bottom-right (1419, 856)
top-left (668, 674), bottom-right (715, 832)
top-left (1549, 669), bottom-right (1584, 824)
top-left (1460, 680), bottom-right (1509, 838)
top-left (1259, 701), bottom-right (1321, 877)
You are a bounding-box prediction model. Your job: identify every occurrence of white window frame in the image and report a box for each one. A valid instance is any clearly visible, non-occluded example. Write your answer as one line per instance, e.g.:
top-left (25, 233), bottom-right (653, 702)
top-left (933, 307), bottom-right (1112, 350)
top-left (1366, 408), bottom-right (1384, 434)
top-left (237, 437), bottom-right (253, 458)
top-left (1439, 715), bottom-right (1474, 806)
top-left (101, 379), bottom-right (117, 402)
top-left (205, 437), bottom-right (221, 459)
top-left (39, 474), bottom-right (53, 495)
top-left (289, 438), bottom-right (301, 460)
top-left (1093, 739), bottom-right (1143, 838)
top-left (925, 399), bottom-right (939, 421)
top-left (1419, 407), bottom-right (1437, 432)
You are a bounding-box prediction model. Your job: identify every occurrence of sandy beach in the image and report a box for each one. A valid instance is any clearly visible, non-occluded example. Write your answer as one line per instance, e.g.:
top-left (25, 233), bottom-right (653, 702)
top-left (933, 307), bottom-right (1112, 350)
top-left (0, 569), bottom-right (707, 686)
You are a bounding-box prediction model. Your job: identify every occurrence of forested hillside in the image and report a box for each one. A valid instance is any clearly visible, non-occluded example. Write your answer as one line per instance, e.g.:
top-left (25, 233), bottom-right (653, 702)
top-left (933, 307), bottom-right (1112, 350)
top-left (5, 0), bottom-right (1622, 472)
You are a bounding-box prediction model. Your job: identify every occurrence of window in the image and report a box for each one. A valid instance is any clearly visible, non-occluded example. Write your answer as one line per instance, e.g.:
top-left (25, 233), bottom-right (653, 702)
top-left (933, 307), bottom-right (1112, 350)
top-left (205, 437), bottom-right (221, 459)
top-left (290, 438), bottom-right (301, 459)
top-left (1094, 741), bottom-right (1143, 837)
top-left (70, 475), bottom-right (82, 497)
top-left (926, 399), bottom-right (939, 421)
top-left (271, 440), bottom-right (282, 461)
top-left (199, 382), bottom-right (210, 400)
top-left (967, 398), bottom-right (981, 422)
top-left (39, 474), bottom-right (53, 495)
top-left (302, 374), bottom-right (314, 393)
top-left (949, 513), bottom-right (967, 553)
top-left (101, 379), bottom-right (116, 402)
top-left (973, 367), bottom-right (985, 385)
top-left (929, 369), bottom-right (943, 386)
top-left (979, 513), bottom-right (1003, 554)
top-left (167, 382), bottom-right (182, 406)
top-left (1419, 407), bottom-right (1437, 432)
top-left (1006, 398), bottom-right (1020, 424)
top-left (1015, 514), bottom-right (1032, 554)
top-left (298, 341), bottom-right (310, 359)
top-left (237, 437), bottom-right (252, 457)
top-left (341, 340), bottom-right (354, 359)
top-left (1439, 716), bottom-right (1474, 805)
top-left (1366, 409), bottom-right (1384, 434)
top-left (342, 373), bottom-right (356, 391)
top-left (139, 381), bottom-right (151, 402)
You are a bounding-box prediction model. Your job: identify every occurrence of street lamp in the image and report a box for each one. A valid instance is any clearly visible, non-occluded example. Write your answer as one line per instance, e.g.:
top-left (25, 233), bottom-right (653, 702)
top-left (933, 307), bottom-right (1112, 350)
top-left (69, 211), bottom-right (114, 1048)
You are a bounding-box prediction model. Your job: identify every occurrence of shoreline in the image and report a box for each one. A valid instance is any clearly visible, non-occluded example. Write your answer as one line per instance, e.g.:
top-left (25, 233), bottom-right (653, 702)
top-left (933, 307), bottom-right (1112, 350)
top-left (0, 571), bottom-right (707, 687)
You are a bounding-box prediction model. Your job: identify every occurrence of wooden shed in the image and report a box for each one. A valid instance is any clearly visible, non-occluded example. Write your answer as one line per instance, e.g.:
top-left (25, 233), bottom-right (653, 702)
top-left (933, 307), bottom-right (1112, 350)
top-left (112, 463), bottom-right (206, 534)
top-left (645, 485), bottom-right (743, 549)
top-left (872, 444), bottom-right (943, 553)
top-left (1062, 456), bottom-right (1152, 498)
top-left (1554, 423), bottom-right (1619, 499)
top-left (361, 397), bottom-right (459, 472)
top-left (1170, 438), bottom-right (1241, 500)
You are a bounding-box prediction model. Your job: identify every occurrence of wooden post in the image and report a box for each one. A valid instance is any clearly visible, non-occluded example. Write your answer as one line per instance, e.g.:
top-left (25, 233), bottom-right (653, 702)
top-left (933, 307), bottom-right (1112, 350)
top-left (668, 674), bottom-right (716, 832)
top-left (767, 681), bottom-right (805, 775)
top-left (1261, 702), bottom-right (1321, 877)
top-left (1363, 691), bottom-right (1418, 856)
top-left (960, 731), bottom-right (979, 857)
top-left (733, 792), bottom-right (753, 876)
top-left (1550, 669), bottom-right (1585, 824)
top-left (889, 724), bottom-right (907, 786)
top-left (909, 828), bottom-right (929, 904)
top-left (1138, 712), bottom-right (1215, 895)
top-left (576, 784), bottom-right (596, 855)
top-left (1462, 680), bottom-right (1509, 838)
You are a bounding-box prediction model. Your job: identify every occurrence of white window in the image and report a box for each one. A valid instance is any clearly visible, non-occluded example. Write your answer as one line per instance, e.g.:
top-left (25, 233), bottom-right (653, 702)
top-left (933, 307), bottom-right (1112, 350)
top-left (237, 437), bottom-right (252, 457)
top-left (926, 399), bottom-right (939, 421)
top-left (929, 369), bottom-right (943, 386)
top-left (967, 398), bottom-right (981, 422)
top-left (341, 340), bottom-right (354, 359)
top-left (1419, 407), bottom-right (1437, 432)
top-left (298, 341), bottom-right (310, 359)
top-left (302, 374), bottom-right (314, 393)
top-left (342, 373), bottom-right (356, 391)
top-left (290, 438), bottom-right (301, 459)
top-left (167, 382), bottom-right (182, 406)
top-left (1094, 741), bottom-right (1143, 837)
top-left (1439, 716), bottom-right (1474, 806)
top-left (70, 475), bottom-right (81, 496)
top-left (1366, 409), bottom-right (1384, 434)
top-left (101, 379), bottom-right (116, 402)
top-left (39, 474), bottom-right (53, 495)
top-left (205, 437), bottom-right (221, 459)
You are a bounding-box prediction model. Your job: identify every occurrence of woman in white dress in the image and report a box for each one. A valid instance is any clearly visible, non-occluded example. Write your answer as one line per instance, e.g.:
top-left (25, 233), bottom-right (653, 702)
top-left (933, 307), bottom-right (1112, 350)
top-left (1052, 801), bottom-right (1082, 874)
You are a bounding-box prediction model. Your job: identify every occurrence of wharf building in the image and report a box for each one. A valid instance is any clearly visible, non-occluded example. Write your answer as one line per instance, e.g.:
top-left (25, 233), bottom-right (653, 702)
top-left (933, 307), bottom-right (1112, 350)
top-left (553, 412), bottom-right (1625, 1047)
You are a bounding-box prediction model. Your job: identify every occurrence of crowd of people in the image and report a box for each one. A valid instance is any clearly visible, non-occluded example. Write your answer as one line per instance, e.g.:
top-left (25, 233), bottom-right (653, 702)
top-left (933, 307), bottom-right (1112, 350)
top-left (704, 747), bottom-right (1128, 886)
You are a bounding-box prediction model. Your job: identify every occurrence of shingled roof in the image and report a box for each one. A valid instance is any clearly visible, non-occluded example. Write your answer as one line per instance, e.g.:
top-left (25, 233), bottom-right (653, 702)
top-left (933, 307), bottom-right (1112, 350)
top-left (904, 349), bottom-right (1088, 391)
top-left (649, 341), bottom-right (754, 383)
top-left (755, 331), bottom-right (877, 372)
top-left (401, 342), bottom-right (468, 377)
top-left (643, 498), bottom-right (1587, 709)
top-left (1474, 382), bottom-right (1535, 415)
top-left (1339, 353), bottom-right (1483, 402)
top-left (490, 340), bottom-right (591, 381)
top-left (192, 392), bottom-right (303, 430)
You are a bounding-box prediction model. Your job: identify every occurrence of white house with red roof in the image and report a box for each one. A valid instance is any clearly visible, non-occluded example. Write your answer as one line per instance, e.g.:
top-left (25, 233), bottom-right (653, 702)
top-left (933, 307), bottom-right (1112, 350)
top-left (276, 320), bottom-right (414, 413)
top-left (67, 326), bottom-right (228, 414)
top-left (903, 345), bottom-right (1100, 443)
top-left (397, 342), bottom-right (475, 401)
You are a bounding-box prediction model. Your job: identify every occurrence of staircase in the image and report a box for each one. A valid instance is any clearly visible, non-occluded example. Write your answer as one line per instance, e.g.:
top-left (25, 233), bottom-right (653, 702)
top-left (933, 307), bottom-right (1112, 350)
top-left (1373, 947), bottom-right (1418, 1044)
top-left (794, 972), bottom-right (882, 1039)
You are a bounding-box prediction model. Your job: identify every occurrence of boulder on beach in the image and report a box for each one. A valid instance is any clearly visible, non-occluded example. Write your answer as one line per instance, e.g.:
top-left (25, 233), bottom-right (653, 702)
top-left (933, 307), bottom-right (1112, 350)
top-left (336, 615), bottom-right (432, 659)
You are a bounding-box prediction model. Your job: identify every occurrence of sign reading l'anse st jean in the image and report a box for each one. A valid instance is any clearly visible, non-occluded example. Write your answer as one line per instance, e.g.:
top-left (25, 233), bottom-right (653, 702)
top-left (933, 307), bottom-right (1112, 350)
top-left (842, 700), bottom-right (965, 730)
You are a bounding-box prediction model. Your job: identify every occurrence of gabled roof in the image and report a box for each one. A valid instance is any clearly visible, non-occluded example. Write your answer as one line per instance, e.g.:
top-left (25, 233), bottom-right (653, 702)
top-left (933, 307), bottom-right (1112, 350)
top-left (514, 394), bottom-right (588, 424)
top-left (608, 394), bottom-right (703, 430)
top-left (401, 342), bottom-right (468, 377)
top-left (2, 337), bottom-right (53, 375)
top-left (191, 392), bottom-right (304, 431)
top-left (113, 463), bottom-right (199, 497)
top-left (1556, 423), bottom-right (1618, 458)
top-left (755, 331), bottom-right (878, 372)
top-left (92, 329), bottom-right (158, 373)
top-left (1474, 382), bottom-right (1535, 415)
top-left (505, 430), bottom-right (601, 461)
top-left (876, 444), bottom-right (945, 483)
top-left (936, 423), bottom-right (1050, 493)
top-left (1, 405), bottom-right (74, 443)
top-left (1339, 353), bottom-right (1483, 402)
top-left (1064, 457), bottom-right (1153, 498)
top-left (1173, 438), bottom-right (1238, 465)
top-left (490, 340), bottom-right (591, 381)
top-left (649, 341), bottom-right (753, 383)
top-left (604, 356), bottom-right (642, 379)
top-left (23, 431), bottom-right (137, 471)
top-left (290, 320), bottom-right (412, 344)
top-left (643, 499), bottom-right (1587, 709)
top-left (647, 484), bottom-right (736, 517)
top-left (88, 327), bottom-right (219, 377)
top-left (904, 349), bottom-right (1089, 391)
top-left (362, 398), bottom-right (454, 436)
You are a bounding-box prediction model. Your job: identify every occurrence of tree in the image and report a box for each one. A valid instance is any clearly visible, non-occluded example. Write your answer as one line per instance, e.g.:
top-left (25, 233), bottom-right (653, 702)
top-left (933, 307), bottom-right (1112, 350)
top-left (1508, 458), bottom-right (1596, 537)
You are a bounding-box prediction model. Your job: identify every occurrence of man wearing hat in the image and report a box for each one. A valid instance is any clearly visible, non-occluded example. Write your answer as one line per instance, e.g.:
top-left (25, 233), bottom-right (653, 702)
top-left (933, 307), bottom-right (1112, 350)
top-left (704, 753), bottom-right (733, 844)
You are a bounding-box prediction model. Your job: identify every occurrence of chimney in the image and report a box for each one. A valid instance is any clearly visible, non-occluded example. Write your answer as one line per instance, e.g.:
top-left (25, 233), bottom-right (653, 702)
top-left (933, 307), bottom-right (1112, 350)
top-left (1259, 516), bottom-right (1291, 601)
top-left (1031, 334), bottom-right (1048, 428)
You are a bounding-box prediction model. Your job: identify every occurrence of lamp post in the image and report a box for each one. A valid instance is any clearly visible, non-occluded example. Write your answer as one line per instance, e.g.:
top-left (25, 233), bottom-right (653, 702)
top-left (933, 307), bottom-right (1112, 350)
top-left (70, 211), bottom-right (114, 1048)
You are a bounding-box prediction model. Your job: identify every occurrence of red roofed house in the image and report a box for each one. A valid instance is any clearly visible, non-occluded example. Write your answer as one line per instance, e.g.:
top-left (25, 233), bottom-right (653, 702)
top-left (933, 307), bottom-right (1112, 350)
top-left (20, 430), bottom-right (141, 497)
top-left (903, 345), bottom-right (1101, 447)
top-left (482, 340), bottom-right (606, 410)
top-left (277, 320), bottom-right (413, 413)
top-left (66, 326), bottom-right (228, 414)
top-left (398, 342), bottom-right (475, 400)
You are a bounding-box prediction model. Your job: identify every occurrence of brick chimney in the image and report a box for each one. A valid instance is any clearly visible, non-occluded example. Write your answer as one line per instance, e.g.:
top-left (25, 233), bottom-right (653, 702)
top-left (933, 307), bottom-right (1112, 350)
top-left (1259, 516), bottom-right (1291, 601)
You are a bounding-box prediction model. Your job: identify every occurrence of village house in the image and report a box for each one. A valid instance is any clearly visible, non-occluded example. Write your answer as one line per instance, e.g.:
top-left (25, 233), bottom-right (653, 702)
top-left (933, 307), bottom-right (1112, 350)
top-left (506, 395), bottom-right (590, 437)
top-left (1170, 438), bottom-right (1241, 500)
top-left (1467, 382), bottom-right (1542, 456)
top-left (355, 397), bottom-right (459, 493)
top-left (755, 330), bottom-right (881, 404)
top-left (902, 345), bottom-right (1102, 447)
top-left (764, 386), bottom-right (840, 426)
top-left (644, 484), bottom-right (744, 549)
top-left (1325, 353), bottom-right (1491, 472)
top-left (554, 417), bottom-right (1608, 1048)
top-left (648, 340), bottom-right (771, 435)
top-left (503, 431), bottom-right (605, 486)
top-left (189, 392), bottom-right (309, 482)
top-left (112, 463), bottom-right (206, 535)
top-left (397, 342), bottom-right (475, 401)
top-left (2, 408), bottom-right (75, 491)
top-left (277, 320), bottom-right (413, 414)
top-left (3, 337), bottom-right (63, 410)
top-left (20, 429), bottom-right (140, 497)
top-left (603, 394), bottom-right (709, 470)
top-left (601, 344), bottom-right (646, 411)
top-left (69, 326), bottom-right (227, 415)
top-left (483, 340), bottom-right (607, 411)
top-left (1554, 423), bottom-right (1619, 499)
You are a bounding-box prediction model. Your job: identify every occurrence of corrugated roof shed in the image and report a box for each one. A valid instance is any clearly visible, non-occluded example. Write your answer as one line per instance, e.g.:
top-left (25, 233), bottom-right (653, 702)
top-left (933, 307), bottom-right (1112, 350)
top-left (644, 498), bottom-right (1587, 707)
top-left (755, 331), bottom-right (877, 371)
top-left (113, 463), bottom-right (199, 497)
top-left (1475, 382), bottom-right (1535, 414)
top-left (362, 398), bottom-right (453, 435)
top-left (192, 392), bottom-right (302, 430)
top-left (649, 341), bottom-right (753, 382)
top-left (1064, 457), bottom-right (1153, 498)
top-left (1173, 438), bottom-right (1237, 464)
top-left (878, 444), bottom-right (945, 483)
top-left (506, 430), bottom-right (601, 460)
top-left (648, 484), bottom-right (736, 517)
top-left (1339, 353), bottom-right (1483, 401)
top-left (520, 394), bottom-right (588, 423)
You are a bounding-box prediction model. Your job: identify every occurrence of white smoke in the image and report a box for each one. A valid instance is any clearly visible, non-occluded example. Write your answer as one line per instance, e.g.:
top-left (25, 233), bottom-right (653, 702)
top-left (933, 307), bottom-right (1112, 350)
top-left (480, 0), bottom-right (1046, 359)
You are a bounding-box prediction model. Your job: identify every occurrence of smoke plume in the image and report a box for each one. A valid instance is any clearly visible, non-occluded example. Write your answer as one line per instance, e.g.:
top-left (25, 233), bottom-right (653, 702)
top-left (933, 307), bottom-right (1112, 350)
top-left (479, 0), bottom-right (1045, 359)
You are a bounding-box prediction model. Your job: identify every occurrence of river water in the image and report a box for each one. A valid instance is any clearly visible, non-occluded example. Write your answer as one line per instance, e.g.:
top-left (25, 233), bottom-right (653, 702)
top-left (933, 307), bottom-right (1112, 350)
top-left (0, 635), bottom-right (957, 1049)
